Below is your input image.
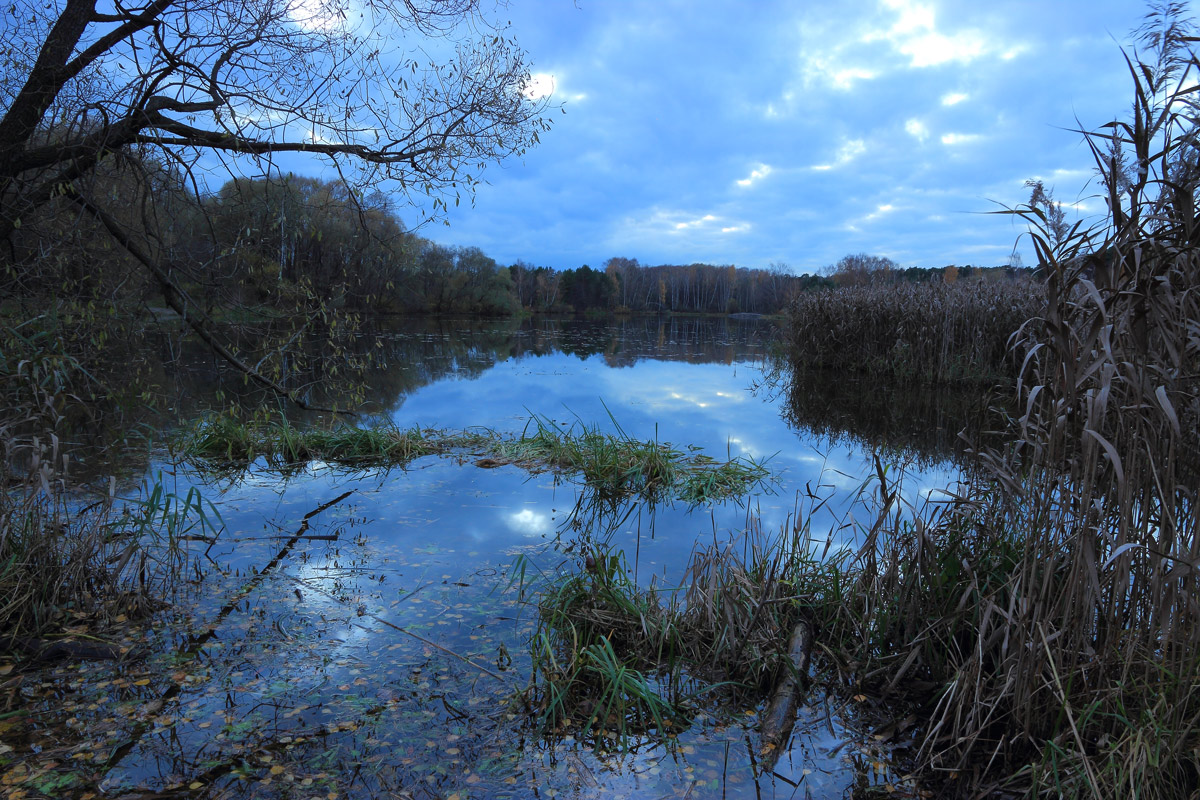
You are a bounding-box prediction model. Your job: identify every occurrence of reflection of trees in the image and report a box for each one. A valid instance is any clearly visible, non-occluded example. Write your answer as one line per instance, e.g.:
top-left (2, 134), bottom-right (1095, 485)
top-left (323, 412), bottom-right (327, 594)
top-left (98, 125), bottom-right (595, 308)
top-left (152, 316), bottom-right (780, 422)
top-left (776, 366), bottom-right (1004, 467)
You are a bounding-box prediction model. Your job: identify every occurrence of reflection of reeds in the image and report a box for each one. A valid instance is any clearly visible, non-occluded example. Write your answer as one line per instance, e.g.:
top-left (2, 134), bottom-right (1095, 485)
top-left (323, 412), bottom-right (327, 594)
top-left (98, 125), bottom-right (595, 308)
top-left (782, 278), bottom-right (1041, 385)
top-left (782, 8), bottom-right (1200, 796)
top-left (776, 368), bottom-right (1003, 467)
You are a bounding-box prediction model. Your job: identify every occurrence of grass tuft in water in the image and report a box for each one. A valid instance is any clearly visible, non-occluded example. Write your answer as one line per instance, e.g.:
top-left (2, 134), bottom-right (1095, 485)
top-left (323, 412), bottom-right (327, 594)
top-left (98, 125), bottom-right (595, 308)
top-left (181, 413), bottom-right (771, 507)
top-left (496, 414), bottom-right (771, 505)
top-left (518, 519), bottom-right (824, 749)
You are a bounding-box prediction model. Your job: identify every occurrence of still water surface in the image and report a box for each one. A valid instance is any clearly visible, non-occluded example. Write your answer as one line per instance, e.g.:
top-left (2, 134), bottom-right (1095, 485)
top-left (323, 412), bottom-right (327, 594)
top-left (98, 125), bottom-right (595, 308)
top-left (46, 317), bottom-right (981, 798)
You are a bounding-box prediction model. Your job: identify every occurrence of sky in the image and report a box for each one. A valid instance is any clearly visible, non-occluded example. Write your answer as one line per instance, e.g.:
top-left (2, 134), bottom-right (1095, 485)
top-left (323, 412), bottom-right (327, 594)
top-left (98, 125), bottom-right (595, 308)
top-left (393, 0), bottom-right (1173, 275)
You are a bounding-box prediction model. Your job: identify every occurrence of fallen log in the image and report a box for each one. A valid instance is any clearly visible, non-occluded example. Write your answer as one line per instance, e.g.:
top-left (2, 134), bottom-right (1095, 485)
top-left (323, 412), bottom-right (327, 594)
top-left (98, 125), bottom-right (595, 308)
top-left (0, 636), bottom-right (126, 662)
top-left (759, 619), bottom-right (812, 767)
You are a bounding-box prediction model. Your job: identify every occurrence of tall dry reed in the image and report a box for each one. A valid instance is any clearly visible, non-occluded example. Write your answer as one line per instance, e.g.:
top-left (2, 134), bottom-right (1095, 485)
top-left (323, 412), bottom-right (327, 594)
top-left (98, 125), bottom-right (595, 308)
top-left (787, 5), bottom-right (1200, 795)
top-left (783, 277), bottom-right (1042, 385)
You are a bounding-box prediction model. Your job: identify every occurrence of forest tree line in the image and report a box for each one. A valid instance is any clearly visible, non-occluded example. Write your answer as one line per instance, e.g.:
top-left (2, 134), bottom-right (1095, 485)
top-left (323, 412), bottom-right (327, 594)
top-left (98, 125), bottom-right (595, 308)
top-left (4, 168), bottom-right (1031, 322)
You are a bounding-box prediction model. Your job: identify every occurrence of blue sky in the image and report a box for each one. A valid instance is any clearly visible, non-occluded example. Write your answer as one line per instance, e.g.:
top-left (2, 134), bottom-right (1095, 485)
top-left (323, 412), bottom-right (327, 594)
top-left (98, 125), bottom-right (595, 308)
top-left (404, 0), bottom-right (1167, 275)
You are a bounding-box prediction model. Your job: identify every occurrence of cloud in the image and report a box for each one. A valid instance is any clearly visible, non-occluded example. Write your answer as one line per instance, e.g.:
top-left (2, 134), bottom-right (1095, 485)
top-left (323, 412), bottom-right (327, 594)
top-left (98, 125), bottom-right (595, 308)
top-left (941, 91), bottom-right (969, 106)
top-left (813, 138), bottom-right (866, 170)
top-left (863, 203), bottom-right (896, 222)
top-left (905, 118), bottom-right (929, 142)
top-left (736, 163), bottom-right (773, 187)
top-left (522, 72), bottom-right (556, 100)
top-left (941, 132), bottom-right (980, 145)
top-left (521, 71), bottom-right (587, 102)
top-left (674, 213), bottom-right (718, 230)
top-left (869, 0), bottom-right (996, 68)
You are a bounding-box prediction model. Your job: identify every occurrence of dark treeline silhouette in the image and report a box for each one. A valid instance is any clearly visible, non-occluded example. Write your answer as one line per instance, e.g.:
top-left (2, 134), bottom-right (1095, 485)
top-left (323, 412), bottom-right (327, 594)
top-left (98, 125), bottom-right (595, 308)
top-left (5, 169), bottom-right (1031, 326)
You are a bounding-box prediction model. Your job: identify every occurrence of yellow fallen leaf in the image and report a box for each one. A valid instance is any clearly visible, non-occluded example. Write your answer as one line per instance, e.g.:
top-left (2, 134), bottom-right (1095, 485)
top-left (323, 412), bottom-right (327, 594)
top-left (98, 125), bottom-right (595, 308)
top-left (270, 765), bottom-right (285, 775)
top-left (133, 678), bottom-right (151, 687)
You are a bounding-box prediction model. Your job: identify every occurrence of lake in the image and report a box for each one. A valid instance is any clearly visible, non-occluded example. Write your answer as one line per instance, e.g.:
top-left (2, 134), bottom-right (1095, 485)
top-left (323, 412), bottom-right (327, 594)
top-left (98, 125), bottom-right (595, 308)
top-left (15, 316), bottom-right (984, 799)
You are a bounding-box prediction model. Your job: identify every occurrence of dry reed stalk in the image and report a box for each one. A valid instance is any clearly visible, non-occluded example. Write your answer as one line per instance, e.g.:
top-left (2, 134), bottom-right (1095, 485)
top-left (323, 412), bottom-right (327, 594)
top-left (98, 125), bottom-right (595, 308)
top-left (821, 6), bottom-right (1200, 794)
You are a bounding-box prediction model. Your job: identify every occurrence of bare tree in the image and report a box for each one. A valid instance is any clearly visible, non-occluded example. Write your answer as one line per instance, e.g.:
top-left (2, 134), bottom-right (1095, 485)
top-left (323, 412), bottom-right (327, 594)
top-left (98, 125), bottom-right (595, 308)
top-left (0, 0), bottom-right (551, 408)
top-left (1, 0), bottom-right (549, 226)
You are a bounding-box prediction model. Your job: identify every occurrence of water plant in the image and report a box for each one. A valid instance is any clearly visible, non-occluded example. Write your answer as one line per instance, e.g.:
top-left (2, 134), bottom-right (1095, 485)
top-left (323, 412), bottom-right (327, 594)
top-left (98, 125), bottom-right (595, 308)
top-left (518, 515), bottom-right (834, 751)
top-left (180, 413), bottom-right (771, 507)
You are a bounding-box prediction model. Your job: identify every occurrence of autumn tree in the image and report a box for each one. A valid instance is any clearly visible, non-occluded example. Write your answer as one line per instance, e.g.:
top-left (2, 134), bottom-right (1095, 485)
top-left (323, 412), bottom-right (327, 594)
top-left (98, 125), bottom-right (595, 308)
top-left (822, 253), bottom-right (898, 286)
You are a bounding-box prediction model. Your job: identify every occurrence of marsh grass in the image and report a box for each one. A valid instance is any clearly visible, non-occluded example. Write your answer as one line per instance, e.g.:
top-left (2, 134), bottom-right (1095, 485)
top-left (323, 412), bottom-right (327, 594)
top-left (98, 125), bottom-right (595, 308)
top-left (1, 335), bottom-right (222, 643)
top-left (181, 414), bottom-right (771, 507)
top-left (518, 518), bottom-right (830, 749)
top-left (522, 553), bottom-right (686, 746)
top-left (496, 414), bottom-right (771, 505)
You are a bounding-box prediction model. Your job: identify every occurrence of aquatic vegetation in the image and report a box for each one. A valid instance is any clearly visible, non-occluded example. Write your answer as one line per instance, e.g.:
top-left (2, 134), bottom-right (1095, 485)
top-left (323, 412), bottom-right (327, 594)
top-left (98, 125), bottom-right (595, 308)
top-left (518, 519), bottom-right (827, 751)
top-left (180, 413), bottom-right (772, 507)
top-left (495, 414), bottom-right (771, 505)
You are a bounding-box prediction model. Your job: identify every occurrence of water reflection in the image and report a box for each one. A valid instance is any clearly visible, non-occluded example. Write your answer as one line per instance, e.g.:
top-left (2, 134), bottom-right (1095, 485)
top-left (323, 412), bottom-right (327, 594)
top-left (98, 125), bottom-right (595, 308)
top-left (22, 317), bottom-right (988, 799)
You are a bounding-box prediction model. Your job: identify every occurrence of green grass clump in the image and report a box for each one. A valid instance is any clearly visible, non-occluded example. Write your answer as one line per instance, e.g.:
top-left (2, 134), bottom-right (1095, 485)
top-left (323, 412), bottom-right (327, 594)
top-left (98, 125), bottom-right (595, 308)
top-left (519, 527), bottom-right (824, 749)
top-left (181, 416), bottom-right (445, 470)
top-left (497, 415), bottom-right (770, 505)
top-left (182, 414), bottom-right (771, 507)
top-left (524, 554), bottom-right (687, 745)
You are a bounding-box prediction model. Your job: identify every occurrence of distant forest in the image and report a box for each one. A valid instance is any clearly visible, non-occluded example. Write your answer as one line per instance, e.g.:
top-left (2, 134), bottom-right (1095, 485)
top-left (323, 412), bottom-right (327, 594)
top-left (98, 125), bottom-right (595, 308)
top-left (6, 171), bottom-right (1031, 319)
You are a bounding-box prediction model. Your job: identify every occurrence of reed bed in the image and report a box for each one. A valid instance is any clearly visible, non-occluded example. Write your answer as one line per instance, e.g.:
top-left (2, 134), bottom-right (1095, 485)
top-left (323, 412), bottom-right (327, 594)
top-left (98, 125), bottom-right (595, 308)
top-left (783, 277), bottom-right (1041, 385)
top-left (782, 8), bottom-right (1200, 795)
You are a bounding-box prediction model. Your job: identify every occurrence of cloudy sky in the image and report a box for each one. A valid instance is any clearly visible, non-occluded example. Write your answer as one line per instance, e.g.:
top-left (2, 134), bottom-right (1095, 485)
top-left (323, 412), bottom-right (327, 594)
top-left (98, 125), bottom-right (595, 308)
top-left (409, 0), bottom-right (1169, 274)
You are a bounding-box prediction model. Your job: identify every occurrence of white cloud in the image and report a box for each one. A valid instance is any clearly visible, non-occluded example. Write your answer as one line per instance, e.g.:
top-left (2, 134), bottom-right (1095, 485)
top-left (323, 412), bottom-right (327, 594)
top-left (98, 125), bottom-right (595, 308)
top-left (813, 138), bottom-right (866, 170)
top-left (901, 30), bottom-right (987, 68)
top-left (674, 213), bottom-right (718, 230)
top-left (721, 224), bottom-right (750, 234)
top-left (941, 91), bottom-right (969, 106)
top-left (868, 0), bottom-right (996, 68)
top-left (803, 56), bottom-right (877, 91)
top-left (941, 132), bottom-right (980, 145)
top-left (864, 203), bottom-right (896, 221)
top-left (905, 118), bottom-right (929, 141)
top-left (736, 163), bottom-right (774, 187)
top-left (288, 0), bottom-right (353, 32)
